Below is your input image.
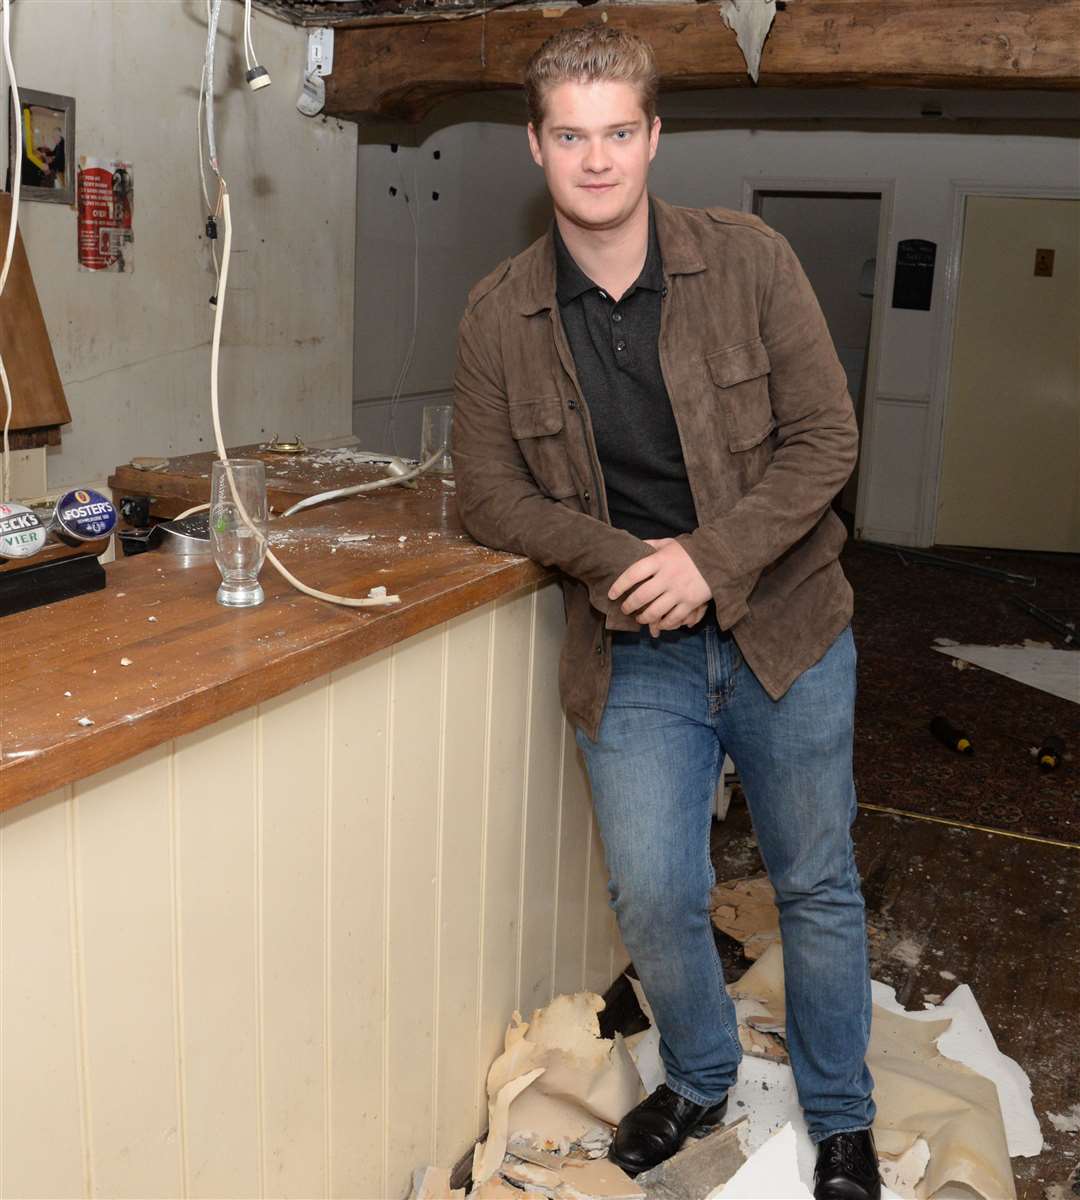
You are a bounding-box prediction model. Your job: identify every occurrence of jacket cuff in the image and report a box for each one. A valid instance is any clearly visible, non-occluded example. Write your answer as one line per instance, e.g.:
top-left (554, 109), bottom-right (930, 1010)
top-left (676, 529), bottom-right (753, 630)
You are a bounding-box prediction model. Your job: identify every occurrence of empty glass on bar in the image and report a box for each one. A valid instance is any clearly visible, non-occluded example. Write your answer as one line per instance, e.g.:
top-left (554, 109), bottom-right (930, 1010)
top-left (210, 459), bottom-right (268, 608)
top-left (420, 404), bottom-right (454, 474)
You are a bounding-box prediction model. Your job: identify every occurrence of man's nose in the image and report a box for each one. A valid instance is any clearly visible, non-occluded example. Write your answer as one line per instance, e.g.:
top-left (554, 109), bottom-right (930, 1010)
top-left (582, 137), bottom-right (611, 172)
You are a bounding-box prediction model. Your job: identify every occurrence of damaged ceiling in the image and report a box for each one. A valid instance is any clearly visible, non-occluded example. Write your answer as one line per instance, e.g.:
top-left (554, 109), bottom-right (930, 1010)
top-left (255, 0), bottom-right (1080, 122)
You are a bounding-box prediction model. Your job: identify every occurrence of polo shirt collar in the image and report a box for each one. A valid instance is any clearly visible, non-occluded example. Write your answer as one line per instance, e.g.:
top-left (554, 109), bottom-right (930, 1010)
top-left (553, 199), bottom-right (665, 305)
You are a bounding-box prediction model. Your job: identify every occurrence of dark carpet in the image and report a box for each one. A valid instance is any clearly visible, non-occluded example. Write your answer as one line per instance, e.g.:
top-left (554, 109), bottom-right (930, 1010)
top-left (845, 540), bottom-right (1079, 844)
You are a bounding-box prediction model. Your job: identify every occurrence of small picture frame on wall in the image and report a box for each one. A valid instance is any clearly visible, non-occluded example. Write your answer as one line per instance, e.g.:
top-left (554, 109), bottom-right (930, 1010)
top-left (7, 88), bottom-right (76, 205)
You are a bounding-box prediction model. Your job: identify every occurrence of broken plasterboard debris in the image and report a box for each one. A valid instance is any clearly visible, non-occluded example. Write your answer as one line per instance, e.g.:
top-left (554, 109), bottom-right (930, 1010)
top-left (554, 1157), bottom-right (645, 1199)
top-left (1046, 1102), bottom-right (1080, 1133)
top-left (472, 993), bottom-right (642, 1185)
top-left (889, 938), bottom-right (923, 969)
top-left (930, 642), bottom-right (1080, 704)
top-left (368, 585), bottom-right (388, 598)
top-left (472, 1067), bottom-right (547, 1185)
top-left (710, 874), bottom-right (780, 960)
top-left (409, 1164), bottom-right (465, 1199)
top-left (120, 657), bottom-right (133, 667)
top-left (719, 0), bottom-right (777, 83)
top-left (709, 1121), bottom-right (813, 1199)
top-left (338, 532), bottom-right (372, 543)
top-left (872, 979), bottom-right (1042, 1158)
top-left (76, 716), bottom-right (95, 727)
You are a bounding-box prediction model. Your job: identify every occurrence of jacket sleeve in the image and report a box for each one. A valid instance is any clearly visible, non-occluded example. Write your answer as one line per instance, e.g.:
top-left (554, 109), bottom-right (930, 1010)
top-left (452, 306), bottom-right (646, 629)
top-left (676, 232), bottom-right (858, 629)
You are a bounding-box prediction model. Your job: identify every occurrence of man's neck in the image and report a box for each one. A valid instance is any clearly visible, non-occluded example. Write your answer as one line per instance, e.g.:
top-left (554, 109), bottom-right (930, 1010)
top-left (554, 193), bottom-right (650, 301)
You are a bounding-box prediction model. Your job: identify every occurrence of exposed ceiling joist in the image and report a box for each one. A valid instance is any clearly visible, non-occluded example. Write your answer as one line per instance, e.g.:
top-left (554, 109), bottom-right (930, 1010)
top-left (315, 0), bottom-right (1080, 123)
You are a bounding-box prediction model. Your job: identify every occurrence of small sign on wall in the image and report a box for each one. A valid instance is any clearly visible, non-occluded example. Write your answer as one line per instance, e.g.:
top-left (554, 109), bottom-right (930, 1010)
top-left (77, 157), bottom-right (134, 273)
top-left (891, 238), bottom-right (936, 311)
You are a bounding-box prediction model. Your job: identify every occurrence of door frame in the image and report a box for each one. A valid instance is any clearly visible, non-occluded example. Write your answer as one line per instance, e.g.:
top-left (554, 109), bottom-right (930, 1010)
top-left (925, 181), bottom-right (1080, 547)
top-left (741, 177), bottom-right (895, 538)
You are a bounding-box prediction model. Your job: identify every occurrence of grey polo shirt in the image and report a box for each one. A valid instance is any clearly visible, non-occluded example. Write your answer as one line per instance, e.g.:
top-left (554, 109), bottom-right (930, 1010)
top-left (554, 205), bottom-right (698, 541)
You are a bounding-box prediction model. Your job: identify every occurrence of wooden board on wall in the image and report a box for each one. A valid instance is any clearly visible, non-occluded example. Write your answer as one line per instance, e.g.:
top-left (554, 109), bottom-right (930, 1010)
top-left (0, 193), bottom-right (70, 440)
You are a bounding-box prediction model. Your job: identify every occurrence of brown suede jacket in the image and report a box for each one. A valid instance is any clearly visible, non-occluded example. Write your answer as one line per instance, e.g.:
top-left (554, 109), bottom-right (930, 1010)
top-left (452, 195), bottom-right (858, 740)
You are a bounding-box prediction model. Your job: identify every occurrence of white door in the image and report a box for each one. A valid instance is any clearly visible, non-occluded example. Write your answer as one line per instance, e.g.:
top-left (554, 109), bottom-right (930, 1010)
top-left (937, 196), bottom-right (1080, 551)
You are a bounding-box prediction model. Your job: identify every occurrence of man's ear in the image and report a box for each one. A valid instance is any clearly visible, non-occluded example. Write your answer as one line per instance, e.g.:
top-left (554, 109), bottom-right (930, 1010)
top-left (527, 122), bottom-right (544, 168)
top-left (648, 115), bottom-right (661, 162)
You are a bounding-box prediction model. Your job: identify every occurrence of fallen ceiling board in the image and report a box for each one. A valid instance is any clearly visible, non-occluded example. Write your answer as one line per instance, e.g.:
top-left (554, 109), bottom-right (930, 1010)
top-left (720, 0), bottom-right (778, 83)
top-left (710, 1122), bottom-right (812, 1200)
top-left (931, 643), bottom-right (1079, 703)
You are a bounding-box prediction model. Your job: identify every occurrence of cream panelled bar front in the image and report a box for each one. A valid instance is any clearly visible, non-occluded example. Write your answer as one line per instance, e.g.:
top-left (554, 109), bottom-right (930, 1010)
top-left (0, 489), bottom-right (627, 1200)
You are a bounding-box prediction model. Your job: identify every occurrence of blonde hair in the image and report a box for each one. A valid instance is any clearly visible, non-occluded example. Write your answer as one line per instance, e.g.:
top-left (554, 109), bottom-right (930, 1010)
top-left (524, 27), bottom-right (659, 129)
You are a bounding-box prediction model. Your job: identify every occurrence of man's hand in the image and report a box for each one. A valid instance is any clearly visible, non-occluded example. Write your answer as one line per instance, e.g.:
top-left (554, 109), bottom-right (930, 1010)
top-left (609, 538), bottom-right (712, 636)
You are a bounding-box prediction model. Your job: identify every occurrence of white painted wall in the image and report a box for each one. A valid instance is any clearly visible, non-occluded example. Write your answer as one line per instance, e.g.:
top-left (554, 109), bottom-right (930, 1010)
top-left (354, 96), bottom-right (1080, 545)
top-left (2, 0), bottom-right (358, 493)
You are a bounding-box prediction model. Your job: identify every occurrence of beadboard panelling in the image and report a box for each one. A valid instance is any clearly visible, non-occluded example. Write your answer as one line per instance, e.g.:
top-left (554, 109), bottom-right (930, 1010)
top-left (0, 582), bottom-right (622, 1200)
top-left (0, 789), bottom-right (85, 1200)
top-left (553, 725), bottom-right (593, 998)
top-left (74, 745), bottom-right (182, 1200)
top-left (174, 711), bottom-right (261, 1200)
top-left (327, 648), bottom-right (392, 1200)
top-left (434, 608), bottom-right (494, 1167)
top-left (518, 583), bottom-right (571, 1017)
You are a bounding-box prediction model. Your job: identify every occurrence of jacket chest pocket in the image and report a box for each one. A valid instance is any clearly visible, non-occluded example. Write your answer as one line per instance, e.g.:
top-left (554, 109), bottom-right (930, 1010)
top-left (508, 395), bottom-right (578, 499)
top-left (706, 337), bottom-right (776, 452)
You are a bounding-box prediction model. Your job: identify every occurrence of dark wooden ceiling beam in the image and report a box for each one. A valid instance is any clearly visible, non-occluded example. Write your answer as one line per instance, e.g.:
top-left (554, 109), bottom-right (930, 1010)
top-left (324, 0), bottom-right (1080, 123)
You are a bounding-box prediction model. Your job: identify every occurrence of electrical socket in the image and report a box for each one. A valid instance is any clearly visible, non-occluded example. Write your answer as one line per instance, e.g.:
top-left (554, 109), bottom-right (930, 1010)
top-left (307, 28), bottom-right (334, 78)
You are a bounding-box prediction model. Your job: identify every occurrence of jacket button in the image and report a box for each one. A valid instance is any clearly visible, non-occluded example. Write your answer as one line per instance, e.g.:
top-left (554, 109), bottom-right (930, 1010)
top-left (596, 641), bottom-right (603, 655)
top-left (662, 286), bottom-right (669, 297)
top-left (583, 490), bottom-right (591, 503)
top-left (568, 398), bottom-right (578, 409)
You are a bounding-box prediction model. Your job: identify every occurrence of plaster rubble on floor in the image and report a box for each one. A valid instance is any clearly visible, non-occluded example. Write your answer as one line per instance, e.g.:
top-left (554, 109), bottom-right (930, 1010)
top-left (930, 640), bottom-right (1080, 704)
top-left (1045, 1103), bottom-right (1080, 1133)
top-left (471, 993), bottom-right (642, 1188)
top-left (635, 876), bottom-right (1040, 1199)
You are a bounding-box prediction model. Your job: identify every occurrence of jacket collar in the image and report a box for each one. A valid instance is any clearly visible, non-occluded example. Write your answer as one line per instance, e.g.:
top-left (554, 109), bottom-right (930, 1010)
top-left (518, 194), bottom-right (707, 316)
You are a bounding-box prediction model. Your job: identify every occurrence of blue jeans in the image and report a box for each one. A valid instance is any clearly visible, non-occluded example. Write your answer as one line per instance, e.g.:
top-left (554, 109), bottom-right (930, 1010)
top-left (576, 620), bottom-right (875, 1143)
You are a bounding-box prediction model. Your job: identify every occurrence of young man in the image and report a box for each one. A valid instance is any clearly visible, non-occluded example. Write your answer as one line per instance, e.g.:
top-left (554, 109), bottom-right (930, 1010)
top-left (452, 28), bottom-right (881, 1200)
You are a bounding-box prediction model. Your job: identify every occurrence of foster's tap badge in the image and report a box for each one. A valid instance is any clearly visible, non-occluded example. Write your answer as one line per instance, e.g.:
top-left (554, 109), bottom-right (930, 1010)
top-left (0, 502), bottom-right (47, 559)
top-left (54, 488), bottom-right (118, 542)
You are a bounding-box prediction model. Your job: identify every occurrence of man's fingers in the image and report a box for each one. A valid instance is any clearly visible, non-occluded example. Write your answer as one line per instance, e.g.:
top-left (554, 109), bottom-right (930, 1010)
top-left (621, 576), bottom-right (666, 615)
top-left (635, 593), bottom-right (680, 627)
top-left (609, 553), bottom-right (660, 601)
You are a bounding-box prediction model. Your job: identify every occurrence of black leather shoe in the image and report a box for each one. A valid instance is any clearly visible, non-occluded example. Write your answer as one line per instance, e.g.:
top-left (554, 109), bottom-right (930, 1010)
top-left (813, 1129), bottom-right (882, 1200)
top-left (609, 1084), bottom-right (728, 1177)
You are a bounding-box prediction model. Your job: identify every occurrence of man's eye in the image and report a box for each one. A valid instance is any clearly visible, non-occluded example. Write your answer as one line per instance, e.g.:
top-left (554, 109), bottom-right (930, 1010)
top-left (559, 133), bottom-right (577, 144)
top-left (613, 130), bottom-right (631, 140)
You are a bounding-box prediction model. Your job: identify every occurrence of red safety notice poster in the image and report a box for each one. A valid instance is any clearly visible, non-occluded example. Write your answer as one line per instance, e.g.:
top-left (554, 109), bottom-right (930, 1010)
top-left (77, 157), bottom-right (134, 272)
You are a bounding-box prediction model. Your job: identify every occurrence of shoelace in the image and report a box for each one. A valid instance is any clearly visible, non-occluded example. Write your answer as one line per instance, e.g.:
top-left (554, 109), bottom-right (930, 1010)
top-left (818, 1135), bottom-right (862, 1178)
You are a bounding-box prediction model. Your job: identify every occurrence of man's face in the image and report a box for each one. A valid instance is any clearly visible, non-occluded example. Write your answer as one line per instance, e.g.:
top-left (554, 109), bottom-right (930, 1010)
top-left (528, 79), bottom-right (660, 232)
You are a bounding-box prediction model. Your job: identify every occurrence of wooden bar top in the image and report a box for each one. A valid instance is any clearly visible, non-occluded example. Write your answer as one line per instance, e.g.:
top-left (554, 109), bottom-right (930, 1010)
top-left (107, 442), bottom-right (425, 518)
top-left (1, 467), bottom-right (550, 812)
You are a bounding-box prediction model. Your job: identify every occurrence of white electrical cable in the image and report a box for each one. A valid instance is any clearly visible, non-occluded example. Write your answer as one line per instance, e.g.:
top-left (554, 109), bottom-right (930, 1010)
top-left (203, 0), bottom-right (222, 171)
top-left (0, 0), bottom-right (23, 503)
top-left (172, 449), bottom-right (441, 523)
top-left (196, 65), bottom-right (220, 286)
top-left (209, 186), bottom-right (407, 608)
top-left (242, 0), bottom-right (256, 71)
